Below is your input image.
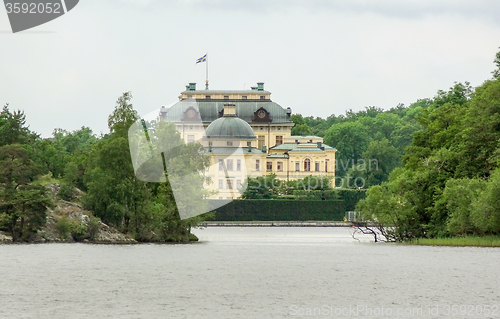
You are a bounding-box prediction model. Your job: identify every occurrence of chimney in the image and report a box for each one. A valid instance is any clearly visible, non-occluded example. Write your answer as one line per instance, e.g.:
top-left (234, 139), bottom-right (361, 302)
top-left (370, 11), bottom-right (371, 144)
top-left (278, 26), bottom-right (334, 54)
top-left (223, 104), bottom-right (236, 116)
top-left (257, 82), bottom-right (264, 91)
top-left (186, 83), bottom-right (196, 91)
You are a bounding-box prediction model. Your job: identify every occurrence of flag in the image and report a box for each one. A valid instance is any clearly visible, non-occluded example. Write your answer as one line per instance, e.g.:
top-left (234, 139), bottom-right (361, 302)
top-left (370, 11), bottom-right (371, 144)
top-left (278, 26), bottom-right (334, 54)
top-left (196, 54), bottom-right (207, 64)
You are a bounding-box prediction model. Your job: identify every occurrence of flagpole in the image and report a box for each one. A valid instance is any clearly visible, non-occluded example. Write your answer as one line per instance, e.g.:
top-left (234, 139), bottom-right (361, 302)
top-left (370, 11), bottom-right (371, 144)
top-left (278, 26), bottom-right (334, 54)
top-left (205, 53), bottom-right (209, 90)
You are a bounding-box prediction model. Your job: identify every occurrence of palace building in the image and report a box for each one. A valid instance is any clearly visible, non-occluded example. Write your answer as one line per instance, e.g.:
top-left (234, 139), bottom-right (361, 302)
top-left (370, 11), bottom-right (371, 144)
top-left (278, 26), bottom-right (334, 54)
top-left (159, 83), bottom-right (336, 199)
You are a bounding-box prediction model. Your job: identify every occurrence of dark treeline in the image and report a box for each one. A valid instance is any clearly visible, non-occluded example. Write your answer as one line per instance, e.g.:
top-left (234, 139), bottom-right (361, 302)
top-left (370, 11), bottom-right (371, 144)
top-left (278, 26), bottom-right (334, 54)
top-left (0, 93), bottom-right (207, 242)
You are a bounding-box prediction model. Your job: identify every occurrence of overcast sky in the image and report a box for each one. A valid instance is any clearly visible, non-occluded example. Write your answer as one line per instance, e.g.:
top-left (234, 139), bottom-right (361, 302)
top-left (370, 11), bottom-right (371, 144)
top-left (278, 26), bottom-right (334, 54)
top-left (1, 0), bottom-right (500, 137)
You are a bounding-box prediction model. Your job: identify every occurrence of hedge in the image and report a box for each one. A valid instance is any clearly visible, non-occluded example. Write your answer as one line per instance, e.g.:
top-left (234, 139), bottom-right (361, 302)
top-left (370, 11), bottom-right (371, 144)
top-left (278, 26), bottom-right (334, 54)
top-left (206, 200), bottom-right (346, 221)
top-left (291, 189), bottom-right (366, 211)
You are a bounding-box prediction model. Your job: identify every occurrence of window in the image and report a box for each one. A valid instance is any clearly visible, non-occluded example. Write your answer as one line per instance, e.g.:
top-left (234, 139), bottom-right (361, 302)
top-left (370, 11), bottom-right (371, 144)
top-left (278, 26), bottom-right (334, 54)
top-left (224, 95), bottom-right (229, 99)
top-left (276, 136), bottom-right (283, 145)
top-left (227, 159), bottom-right (233, 171)
top-left (295, 162), bottom-right (300, 171)
top-left (258, 136), bottom-right (265, 150)
top-left (187, 135), bottom-right (195, 143)
top-left (260, 96), bottom-right (265, 100)
top-left (325, 160), bottom-right (329, 172)
top-left (227, 179), bottom-right (233, 189)
top-left (247, 141), bottom-right (252, 147)
top-left (227, 141), bottom-right (233, 146)
top-left (218, 179), bottom-right (223, 189)
top-left (237, 159), bottom-right (241, 171)
top-left (206, 95), bottom-right (211, 99)
top-left (236, 179), bottom-right (242, 189)
top-left (277, 161), bottom-right (283, 172)
top-left (315, 162), bottom-right (320, 172)
top-left (242, 96), bottom-right (247, 100)
top-left (256, 159), bottom-right (260, 171)
top-left (278, 127), bottom-right (281, 131)
top-left (266, 162), bottom-right (273, 172)
top-left (219, 159), bottom-right (224, 171)
top-left (304, 158), bottom-right (311, 172)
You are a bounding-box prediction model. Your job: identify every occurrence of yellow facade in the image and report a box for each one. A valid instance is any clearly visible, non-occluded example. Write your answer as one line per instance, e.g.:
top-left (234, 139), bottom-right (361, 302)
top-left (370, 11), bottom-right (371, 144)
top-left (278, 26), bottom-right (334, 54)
top-left (164, 83), bottom-right (336, 199)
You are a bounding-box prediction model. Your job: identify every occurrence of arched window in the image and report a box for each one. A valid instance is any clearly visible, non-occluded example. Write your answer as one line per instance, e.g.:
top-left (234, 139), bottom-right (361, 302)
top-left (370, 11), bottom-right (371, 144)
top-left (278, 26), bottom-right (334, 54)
top-left (304, 158), bottom-right (311, 172)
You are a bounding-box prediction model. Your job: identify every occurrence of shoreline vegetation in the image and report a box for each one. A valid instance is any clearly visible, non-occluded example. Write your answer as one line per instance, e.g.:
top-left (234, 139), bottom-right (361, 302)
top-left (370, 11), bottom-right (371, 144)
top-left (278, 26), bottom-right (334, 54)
top-left (3, 50), bottom-right (500, 245)
top-left (409, 236), bottom-right (500, 247)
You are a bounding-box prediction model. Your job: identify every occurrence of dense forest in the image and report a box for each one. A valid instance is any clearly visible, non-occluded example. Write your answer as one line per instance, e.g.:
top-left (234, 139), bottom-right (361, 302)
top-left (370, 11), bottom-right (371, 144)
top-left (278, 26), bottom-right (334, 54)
top-left (291, 99), bottom-right (432, 188)
top-left (357, 49), bottom-right (500, 241)
top-left (0, 93), bottom-right (206, 242)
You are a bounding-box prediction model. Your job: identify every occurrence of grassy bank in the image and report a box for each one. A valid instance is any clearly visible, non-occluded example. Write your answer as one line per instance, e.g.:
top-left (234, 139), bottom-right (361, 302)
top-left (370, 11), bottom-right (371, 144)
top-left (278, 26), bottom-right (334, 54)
top-left (410, 236), bottom-right (500, 247)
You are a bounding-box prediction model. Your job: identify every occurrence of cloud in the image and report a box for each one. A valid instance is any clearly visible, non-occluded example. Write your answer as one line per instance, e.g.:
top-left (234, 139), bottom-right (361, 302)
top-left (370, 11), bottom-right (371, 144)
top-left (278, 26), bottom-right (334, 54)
top-left (109, 0), bottom-right (500, 24)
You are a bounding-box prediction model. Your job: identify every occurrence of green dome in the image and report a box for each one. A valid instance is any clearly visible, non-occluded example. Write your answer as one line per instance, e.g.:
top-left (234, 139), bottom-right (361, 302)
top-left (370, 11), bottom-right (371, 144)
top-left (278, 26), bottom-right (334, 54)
top-left (204, 116), bottom-right (256, 139)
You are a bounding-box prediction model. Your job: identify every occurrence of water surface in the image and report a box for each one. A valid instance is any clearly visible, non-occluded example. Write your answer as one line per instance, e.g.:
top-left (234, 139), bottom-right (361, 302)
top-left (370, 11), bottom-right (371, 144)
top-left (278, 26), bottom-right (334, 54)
top-left (0, 227), bottom-right (498, 318)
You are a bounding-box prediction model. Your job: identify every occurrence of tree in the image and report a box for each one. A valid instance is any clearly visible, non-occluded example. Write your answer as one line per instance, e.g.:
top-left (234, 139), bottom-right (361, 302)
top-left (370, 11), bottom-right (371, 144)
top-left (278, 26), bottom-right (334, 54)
top-left (84, 93), bottom-right (210, 241)
top-left (291, 123), bottom-right (313, 136)
top-left (108, 92), bottom-right (139, 138)
top-left (437, 178), bottom-right (486, 236)
top-left (241, 174), bottom-right (281, 199)
top-left (0, 104), bottom-right (37, 146)
top-left (0, 144), bottom-right (52, 241)
top-left (324, 121), bottom-right (370, 177)
top-left (344, 139), bottom-right (400, 188)
top-left (471, 168), bottom-right (500, 234)
top-left (492, 47), bottom-right (500, 79)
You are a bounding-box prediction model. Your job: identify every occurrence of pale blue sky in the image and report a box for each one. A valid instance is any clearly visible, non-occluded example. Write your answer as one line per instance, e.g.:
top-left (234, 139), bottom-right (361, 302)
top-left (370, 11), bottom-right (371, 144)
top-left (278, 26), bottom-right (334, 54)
top-left (1, 0), bottom-right (500, 137)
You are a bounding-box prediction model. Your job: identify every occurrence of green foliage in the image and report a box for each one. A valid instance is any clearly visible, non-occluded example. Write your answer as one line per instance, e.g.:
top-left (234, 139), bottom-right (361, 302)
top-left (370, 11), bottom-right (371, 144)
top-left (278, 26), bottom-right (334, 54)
top-left (0, 184), bottom-right (52, 241)
top-left (439, 178), bottom-right (486, 236)
top-left (83, 93), bottom-right (210, 242)
top-left (108, 92), bottom-right (139, 138)
top-left (492, 47), bottom-right (500, 80)
top-left (470, 168), bottom-right (500, 234)
top-left (208, 200), bottom-right (345, 221)
top-left (358, 53), bottom-right (500, 241)
top-left (0, 104), bottom-right (37, 146)
top-left (0, 144), bottom-right (52, 241)
top-left (87, 216), bottom-right (101, 239)
top-left (240, 175), bottom-right (365, 212)
top-left (240, 174), bottom-right (282, 199)
top-left (56, 216), bottom-right (74, 240)
top-left (291, 123), bottom-right (313, 136)
top-left (56, 215), bottom-right (102, 241)
top-left (324, 121), bottom-right (370, 174)
top-left (58, 182), bottom-right (75, 201)
top-left (356, 181), bottom-right (423, 241)
top-left (411, 236), bottom-right (500, 247)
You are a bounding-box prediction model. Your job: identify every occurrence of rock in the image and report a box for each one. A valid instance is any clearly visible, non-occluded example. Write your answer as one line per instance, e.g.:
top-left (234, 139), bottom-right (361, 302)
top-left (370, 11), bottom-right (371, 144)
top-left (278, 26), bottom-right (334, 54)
top-left (0, 231), bottom-right (13, 243)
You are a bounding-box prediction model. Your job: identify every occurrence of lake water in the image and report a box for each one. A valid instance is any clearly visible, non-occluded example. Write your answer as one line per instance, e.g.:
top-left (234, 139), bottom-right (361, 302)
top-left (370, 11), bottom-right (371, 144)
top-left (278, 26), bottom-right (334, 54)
top-left (0, 227), bottom-right (499, 319)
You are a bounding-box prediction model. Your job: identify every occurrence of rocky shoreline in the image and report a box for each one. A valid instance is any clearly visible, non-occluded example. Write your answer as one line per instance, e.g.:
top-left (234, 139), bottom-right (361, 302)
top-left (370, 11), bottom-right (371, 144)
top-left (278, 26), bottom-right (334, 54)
top-left (0, 184), bottom-right (137, 245)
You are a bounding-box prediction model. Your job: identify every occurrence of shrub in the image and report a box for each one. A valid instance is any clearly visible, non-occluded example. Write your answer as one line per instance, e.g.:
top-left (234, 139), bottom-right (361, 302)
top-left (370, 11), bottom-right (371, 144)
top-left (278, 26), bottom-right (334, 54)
top-left (56, 216), bottom-right (75, 240)
top-left (58, 182), bottom-right (75, 201)
top-left (87, 216), bottom-right (101, 239)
